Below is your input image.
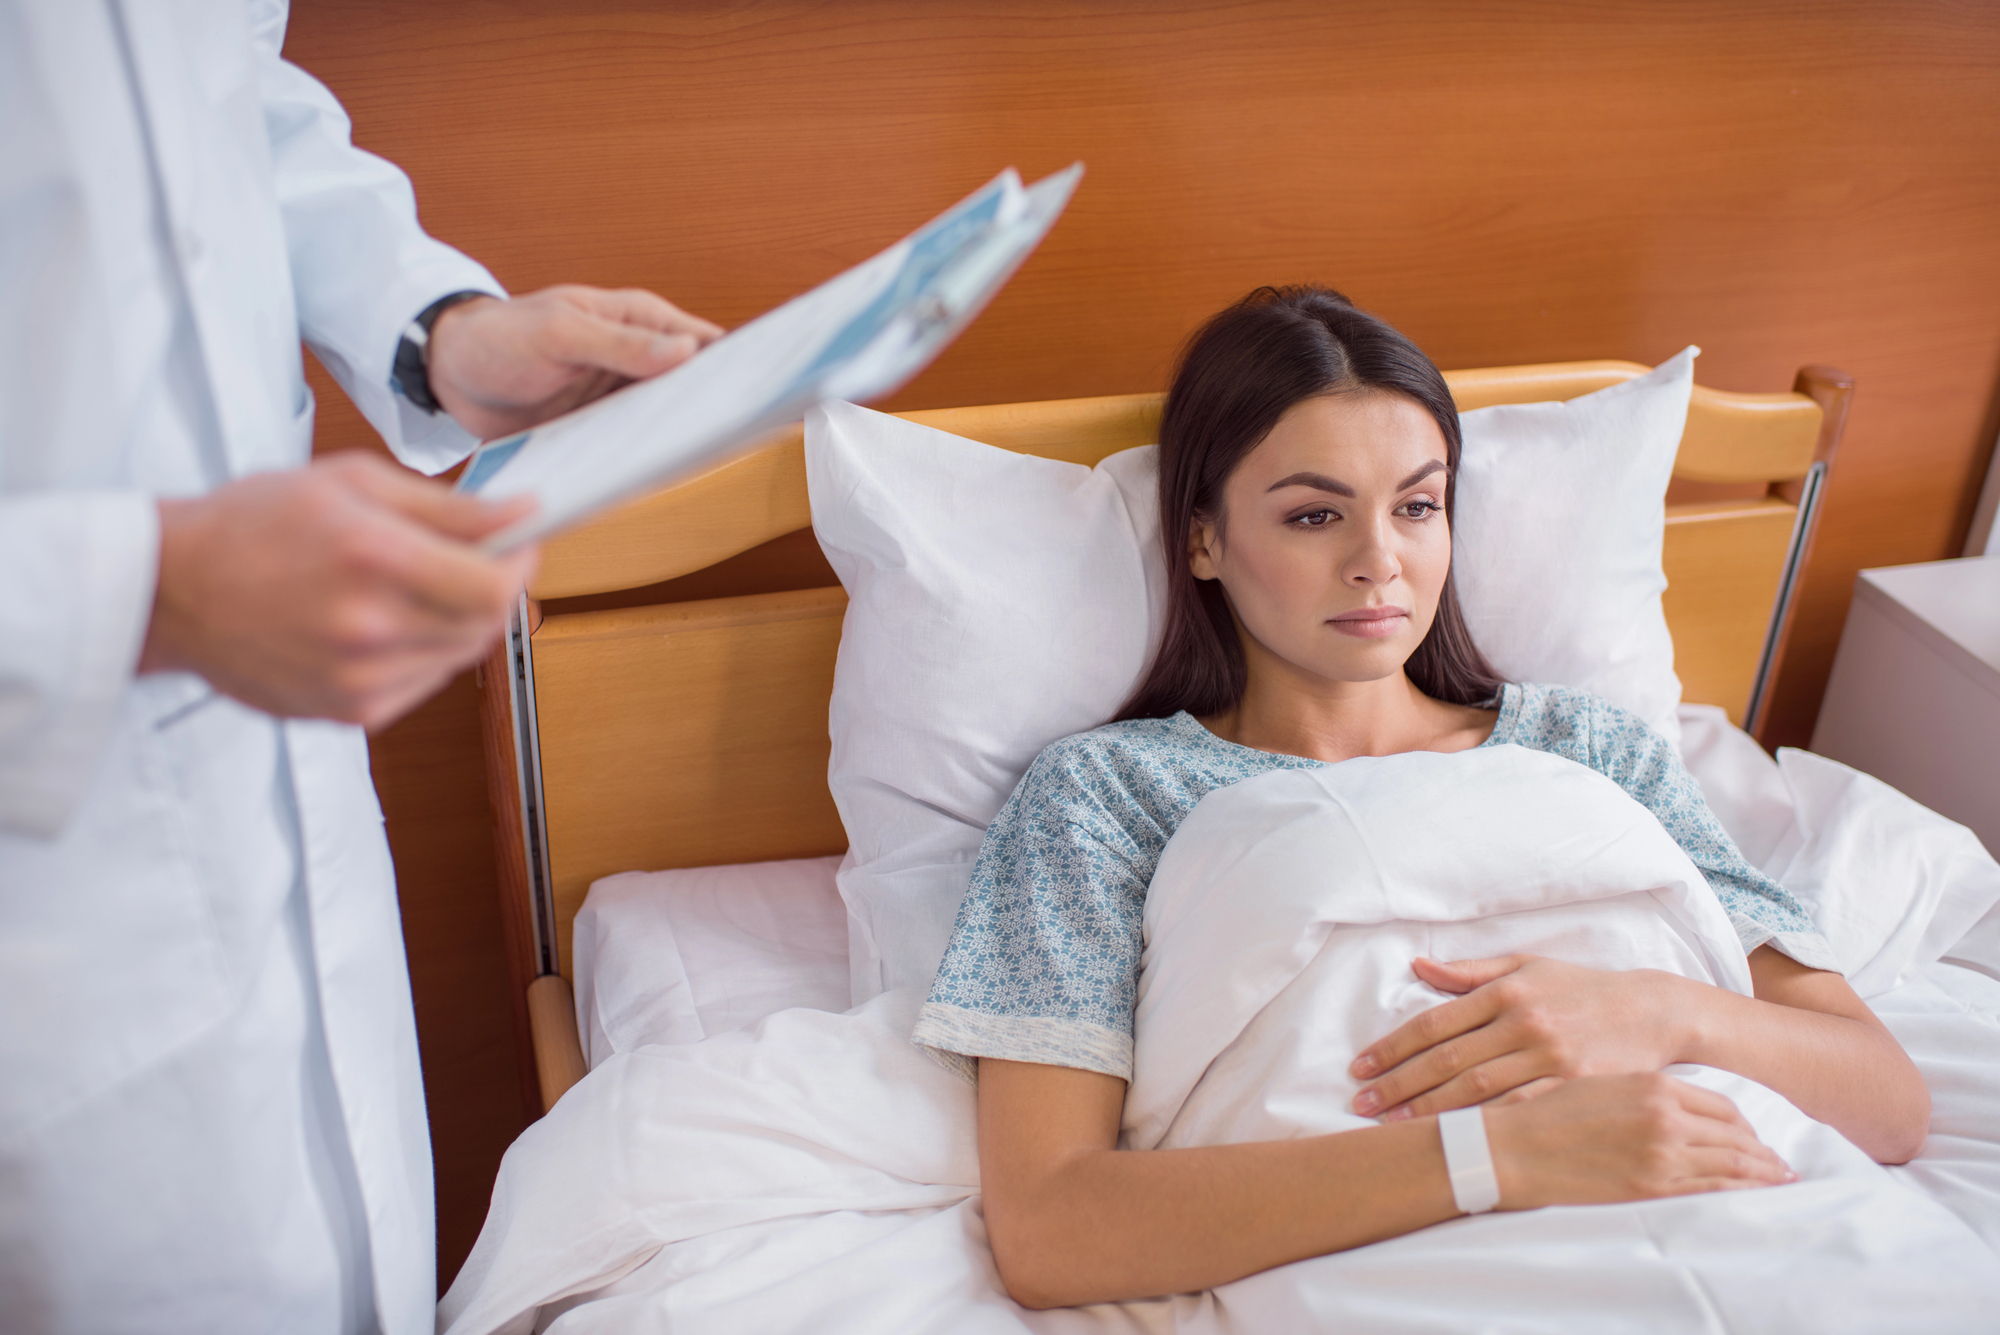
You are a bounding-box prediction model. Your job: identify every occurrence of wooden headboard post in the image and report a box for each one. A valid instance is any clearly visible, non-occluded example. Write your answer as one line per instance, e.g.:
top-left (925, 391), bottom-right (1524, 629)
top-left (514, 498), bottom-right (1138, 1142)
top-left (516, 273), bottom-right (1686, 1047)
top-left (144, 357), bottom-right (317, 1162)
top-left (1744, 366), bottom-right (1856, 745)
top-left (477, 597), bottom-right (561, 1113)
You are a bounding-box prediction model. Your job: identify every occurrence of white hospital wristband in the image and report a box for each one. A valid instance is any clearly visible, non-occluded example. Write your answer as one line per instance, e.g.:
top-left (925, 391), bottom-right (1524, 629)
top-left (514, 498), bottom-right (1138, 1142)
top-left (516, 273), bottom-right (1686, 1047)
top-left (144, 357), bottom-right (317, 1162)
top-left (1437, 1107), bottom-right (1501, 1215)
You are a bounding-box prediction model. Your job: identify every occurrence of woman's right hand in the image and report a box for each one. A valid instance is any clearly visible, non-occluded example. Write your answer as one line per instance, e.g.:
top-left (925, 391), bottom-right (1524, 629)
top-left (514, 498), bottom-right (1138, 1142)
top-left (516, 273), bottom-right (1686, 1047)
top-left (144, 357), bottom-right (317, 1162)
top-left (1483, 1072), bottom-right (1796, 1208)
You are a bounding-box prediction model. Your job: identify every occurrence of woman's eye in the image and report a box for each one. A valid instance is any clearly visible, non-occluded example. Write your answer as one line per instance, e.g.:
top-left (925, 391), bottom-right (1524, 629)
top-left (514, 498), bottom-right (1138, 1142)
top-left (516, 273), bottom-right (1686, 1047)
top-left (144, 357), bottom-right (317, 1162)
top-left (1290, 508), bottom-right (1338, 528)
top-left (1398, 499), bottom-right (1441, 520)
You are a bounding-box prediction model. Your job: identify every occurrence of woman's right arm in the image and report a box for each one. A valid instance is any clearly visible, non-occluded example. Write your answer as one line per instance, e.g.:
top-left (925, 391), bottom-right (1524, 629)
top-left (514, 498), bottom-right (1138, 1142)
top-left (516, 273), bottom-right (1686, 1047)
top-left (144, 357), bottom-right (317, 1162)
top-left (978, 1058), bottom-right (1796, 1310)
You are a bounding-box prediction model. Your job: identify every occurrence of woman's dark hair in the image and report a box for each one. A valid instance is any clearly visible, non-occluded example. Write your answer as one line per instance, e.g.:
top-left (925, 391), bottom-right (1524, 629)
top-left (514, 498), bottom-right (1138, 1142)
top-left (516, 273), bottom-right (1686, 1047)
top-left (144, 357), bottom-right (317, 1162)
top-left (1115, 285), bottom-right (1501, 721)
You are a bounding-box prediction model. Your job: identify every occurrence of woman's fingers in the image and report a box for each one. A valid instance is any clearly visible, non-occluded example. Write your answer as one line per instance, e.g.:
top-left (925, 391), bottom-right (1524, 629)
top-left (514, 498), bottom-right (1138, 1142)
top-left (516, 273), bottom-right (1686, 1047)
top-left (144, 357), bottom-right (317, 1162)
top-left (1669, 1146), bottom-right (1797, 1189)
top-left (1671, 1100), bottom-right (1794, 1177)
top-left (1351, 988), bottom-right (1504, 1081)
top-left (1370, 1049), bottom-right (1548, 1120)
top-left (1410, 954), bottom-right (1527, 995)
top-left (1667, 1078), bottom-right (1761, 1132)
top-left (1488, 1076), bottom-right (1564, 1107)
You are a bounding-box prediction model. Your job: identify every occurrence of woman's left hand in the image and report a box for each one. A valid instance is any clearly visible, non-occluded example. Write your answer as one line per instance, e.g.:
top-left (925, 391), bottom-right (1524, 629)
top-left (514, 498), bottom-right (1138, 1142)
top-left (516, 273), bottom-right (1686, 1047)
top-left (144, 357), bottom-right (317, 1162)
top-left (1349, 956), bottom-right (1694, 1121)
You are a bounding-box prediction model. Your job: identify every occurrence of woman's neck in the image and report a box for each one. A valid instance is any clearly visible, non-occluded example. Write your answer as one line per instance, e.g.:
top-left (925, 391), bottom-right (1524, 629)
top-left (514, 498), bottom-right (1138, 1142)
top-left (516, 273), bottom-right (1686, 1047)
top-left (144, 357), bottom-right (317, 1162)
top-left (1198, 661), bottom-right (1496, 764)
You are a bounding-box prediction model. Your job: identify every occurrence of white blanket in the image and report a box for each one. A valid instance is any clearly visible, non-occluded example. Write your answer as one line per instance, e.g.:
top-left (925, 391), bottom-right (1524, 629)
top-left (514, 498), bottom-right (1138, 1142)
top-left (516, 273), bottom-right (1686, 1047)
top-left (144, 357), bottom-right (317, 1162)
top-left (442, 747), bottom-right (2000, 1335)
top-left (1131, 749), bottom-right (2000, 1330)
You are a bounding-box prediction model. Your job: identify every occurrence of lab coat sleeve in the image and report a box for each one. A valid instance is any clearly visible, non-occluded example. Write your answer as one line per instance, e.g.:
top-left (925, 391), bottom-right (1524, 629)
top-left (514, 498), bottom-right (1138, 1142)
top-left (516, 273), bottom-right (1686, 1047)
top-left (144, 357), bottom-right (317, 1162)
top-left (249, 0), bottom-right (506, 476)
top-left (0, 493), bottom-right (158, 839)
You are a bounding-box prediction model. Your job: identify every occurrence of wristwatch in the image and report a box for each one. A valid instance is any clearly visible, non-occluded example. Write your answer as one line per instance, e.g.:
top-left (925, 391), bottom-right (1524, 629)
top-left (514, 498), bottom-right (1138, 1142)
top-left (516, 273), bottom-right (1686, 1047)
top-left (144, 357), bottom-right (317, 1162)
top-left (391, 290), bottom-right (490, 414)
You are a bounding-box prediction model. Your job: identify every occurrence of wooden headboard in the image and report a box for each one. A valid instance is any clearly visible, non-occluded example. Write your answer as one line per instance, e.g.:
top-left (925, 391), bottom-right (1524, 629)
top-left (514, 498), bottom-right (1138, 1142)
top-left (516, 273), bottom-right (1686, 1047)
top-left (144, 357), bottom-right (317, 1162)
top-left (480, 358), bottom-right (1851, 1110)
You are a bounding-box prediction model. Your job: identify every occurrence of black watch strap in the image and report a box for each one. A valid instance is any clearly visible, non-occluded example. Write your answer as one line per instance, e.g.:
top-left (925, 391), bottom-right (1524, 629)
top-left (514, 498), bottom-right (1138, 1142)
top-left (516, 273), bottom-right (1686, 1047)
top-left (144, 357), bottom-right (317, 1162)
top-left (391, 290), bottom-right (489, 414)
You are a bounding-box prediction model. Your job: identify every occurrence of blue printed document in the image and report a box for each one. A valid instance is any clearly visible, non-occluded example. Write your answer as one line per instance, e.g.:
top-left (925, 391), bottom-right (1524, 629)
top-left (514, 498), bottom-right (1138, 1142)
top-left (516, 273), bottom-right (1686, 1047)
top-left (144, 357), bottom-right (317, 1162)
top-left (462, 164), bottom-right (1083, 550)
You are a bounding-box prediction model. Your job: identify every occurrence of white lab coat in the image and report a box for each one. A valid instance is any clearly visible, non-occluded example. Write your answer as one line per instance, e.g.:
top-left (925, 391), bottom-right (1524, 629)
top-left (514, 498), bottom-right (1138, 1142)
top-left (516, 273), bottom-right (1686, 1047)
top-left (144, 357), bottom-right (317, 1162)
top-left (0, 2), bottom-right (503, 1331)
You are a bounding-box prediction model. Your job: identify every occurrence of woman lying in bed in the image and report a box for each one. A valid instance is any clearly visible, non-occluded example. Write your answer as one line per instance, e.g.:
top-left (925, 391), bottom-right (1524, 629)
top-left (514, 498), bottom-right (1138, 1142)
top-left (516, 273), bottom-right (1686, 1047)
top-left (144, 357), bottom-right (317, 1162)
top-left (907, 286), bottom-right (1930, 1310)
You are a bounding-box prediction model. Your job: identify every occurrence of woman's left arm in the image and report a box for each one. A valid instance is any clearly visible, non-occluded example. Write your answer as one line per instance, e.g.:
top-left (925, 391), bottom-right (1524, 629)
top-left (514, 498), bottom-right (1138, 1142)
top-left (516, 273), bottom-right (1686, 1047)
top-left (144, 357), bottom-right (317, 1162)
top-left (1350, 950), bottom-right (1931, 1164)
top-left (1691, 947), bottom-right (1929, 1162)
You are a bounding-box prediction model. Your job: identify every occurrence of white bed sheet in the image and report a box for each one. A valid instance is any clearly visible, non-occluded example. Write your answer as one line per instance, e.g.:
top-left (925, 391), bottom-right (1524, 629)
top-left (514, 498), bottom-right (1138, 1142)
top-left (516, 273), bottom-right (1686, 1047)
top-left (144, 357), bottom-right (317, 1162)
top-left (573, 855), bottom-right (847, 1069)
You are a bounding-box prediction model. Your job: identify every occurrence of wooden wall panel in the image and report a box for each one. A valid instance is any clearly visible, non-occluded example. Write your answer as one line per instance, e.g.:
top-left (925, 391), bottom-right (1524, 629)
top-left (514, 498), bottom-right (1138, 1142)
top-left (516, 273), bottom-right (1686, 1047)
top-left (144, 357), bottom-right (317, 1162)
top-left (286, 0), bottom-right (2000, 1291)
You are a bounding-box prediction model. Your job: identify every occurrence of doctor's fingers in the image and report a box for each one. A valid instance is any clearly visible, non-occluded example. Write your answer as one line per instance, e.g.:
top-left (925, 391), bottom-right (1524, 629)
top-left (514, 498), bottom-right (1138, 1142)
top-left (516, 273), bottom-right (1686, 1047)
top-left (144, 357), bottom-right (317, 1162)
top-left (315, 592), bottom-right (520, 723)
top-left (341, 650), bottom-right (489, 732)
top-left (330, 509), bottom-right (536, 631)
top-left (537, 303), bottom-right (703, 381)
top-left (561, 285), bottom-right (724, 343)
top-left (329, 450), bottom-right (537, 543)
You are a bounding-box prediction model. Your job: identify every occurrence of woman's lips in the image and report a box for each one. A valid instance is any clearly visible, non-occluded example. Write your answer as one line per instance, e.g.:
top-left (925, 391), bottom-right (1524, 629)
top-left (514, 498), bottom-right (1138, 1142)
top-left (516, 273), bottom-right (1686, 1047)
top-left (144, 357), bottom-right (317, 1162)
top-left (1328, 606), bottom-right (1409, 639)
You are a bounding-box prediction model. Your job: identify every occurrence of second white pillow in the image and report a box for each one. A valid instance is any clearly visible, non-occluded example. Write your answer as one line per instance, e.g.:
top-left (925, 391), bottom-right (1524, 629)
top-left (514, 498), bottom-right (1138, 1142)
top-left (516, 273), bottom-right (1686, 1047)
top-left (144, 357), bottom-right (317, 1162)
top-left (1453, 348), bottom-right (1696, 747)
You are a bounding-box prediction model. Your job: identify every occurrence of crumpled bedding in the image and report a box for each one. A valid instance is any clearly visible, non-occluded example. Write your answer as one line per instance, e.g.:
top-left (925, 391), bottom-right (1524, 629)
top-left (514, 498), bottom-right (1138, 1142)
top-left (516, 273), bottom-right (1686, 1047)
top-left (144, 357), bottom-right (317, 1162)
top-left (441, 746), bottom-right (2000, 1335)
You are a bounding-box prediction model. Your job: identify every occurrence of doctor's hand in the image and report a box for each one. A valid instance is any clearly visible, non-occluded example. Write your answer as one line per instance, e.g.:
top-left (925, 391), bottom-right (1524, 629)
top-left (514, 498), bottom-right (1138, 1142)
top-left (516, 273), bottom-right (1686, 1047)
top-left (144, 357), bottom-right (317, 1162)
top-left (425, 285), bottom-right (724, 439)
top-left (138, 451), bottom-right (539, 730)
top-left (1349, 955), bottom-right (1691, 1122)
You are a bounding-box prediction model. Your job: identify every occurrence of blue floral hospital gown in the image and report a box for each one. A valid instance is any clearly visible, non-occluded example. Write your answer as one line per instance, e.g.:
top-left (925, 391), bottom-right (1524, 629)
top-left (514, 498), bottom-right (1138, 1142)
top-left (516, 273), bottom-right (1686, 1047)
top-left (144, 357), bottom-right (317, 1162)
top-left (911, 682), bottom-right (1838, 1082)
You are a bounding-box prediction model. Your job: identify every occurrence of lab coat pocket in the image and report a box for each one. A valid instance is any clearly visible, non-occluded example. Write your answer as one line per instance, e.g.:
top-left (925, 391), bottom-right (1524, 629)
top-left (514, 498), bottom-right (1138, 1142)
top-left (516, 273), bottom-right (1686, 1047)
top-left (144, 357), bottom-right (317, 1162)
top-left (0, 687), bottom-right (234, 1139)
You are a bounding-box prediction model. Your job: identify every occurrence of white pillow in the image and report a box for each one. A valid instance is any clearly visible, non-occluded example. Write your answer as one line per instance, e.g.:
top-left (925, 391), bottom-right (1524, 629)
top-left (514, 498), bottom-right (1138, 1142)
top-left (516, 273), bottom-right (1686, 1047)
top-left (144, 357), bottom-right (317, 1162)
top-left (1762, 749), bottom-right (2000, 997)
top-left (572, 856), bottom-right (850, 1066)
top-left (1453, 348), bottom-right (1696, 747)
top-left (1679, 703), bottom-right (2000, 993)
top-left (806, 401), bottom-right (1165, 1002)
top-left (1945, 909), bottom-right (2000, 986)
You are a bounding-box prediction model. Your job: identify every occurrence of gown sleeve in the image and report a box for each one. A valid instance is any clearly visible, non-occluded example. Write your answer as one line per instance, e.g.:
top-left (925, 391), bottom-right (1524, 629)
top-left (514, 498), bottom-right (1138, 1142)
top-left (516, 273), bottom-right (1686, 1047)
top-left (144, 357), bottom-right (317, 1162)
top-left (914, 733), bottom-right (1166, 1083)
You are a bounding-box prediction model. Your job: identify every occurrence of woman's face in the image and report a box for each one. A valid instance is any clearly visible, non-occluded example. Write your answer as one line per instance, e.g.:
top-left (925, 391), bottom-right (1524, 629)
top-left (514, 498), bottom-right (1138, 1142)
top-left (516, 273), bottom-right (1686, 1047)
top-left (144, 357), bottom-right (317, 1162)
top-left (1189, 389), bottom-right (1453, 690)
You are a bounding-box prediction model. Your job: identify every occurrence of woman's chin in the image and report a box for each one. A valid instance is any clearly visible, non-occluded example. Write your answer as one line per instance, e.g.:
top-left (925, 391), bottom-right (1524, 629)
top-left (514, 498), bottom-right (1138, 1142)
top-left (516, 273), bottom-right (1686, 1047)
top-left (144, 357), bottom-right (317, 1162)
top-left (1288, 646), bottom-right (1417, 688)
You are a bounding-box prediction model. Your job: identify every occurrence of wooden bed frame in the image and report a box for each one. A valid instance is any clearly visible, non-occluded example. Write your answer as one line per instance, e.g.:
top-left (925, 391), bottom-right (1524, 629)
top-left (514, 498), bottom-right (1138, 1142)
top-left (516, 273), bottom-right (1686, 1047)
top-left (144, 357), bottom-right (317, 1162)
top-left (477, 360), bottom-right (1853, 1115)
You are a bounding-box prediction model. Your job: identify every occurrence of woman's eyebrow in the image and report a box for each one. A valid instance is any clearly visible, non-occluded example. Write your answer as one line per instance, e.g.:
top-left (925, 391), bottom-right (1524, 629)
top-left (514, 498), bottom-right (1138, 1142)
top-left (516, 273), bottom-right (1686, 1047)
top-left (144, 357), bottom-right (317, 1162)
top-left (1266, 471), bottom-right (1355, 497)
top-left (1397, 460), bottom-right (1447, 490)
top-left (1265, 461), bottom-right (1446, 496)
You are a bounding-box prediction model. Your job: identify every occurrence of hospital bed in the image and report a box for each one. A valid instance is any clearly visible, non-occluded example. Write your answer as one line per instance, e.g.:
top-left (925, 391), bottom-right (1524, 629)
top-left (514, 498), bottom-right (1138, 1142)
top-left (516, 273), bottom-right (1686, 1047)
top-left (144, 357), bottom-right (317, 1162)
top-left (477, 357), bottom-right (1853, 1111)
top-left (447, 358), bottom-right (2000, 1333)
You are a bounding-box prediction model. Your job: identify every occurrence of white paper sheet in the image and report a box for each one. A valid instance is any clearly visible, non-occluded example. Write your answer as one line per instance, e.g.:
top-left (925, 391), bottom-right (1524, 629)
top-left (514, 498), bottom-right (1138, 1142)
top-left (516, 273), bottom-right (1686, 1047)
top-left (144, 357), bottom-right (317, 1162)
top-left (459, 164), bottom-right (1083, 549)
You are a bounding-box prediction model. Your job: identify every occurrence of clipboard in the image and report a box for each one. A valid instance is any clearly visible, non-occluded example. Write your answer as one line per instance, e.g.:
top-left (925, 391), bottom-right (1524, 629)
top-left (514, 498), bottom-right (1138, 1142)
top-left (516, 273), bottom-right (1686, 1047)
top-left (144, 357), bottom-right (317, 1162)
top-left (462, 163), bottom-right (1083, 551)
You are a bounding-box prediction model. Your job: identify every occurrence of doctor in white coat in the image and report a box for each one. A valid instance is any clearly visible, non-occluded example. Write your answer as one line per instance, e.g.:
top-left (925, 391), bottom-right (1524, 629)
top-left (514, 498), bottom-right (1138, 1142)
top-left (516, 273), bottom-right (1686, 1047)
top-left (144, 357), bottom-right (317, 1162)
top-left (0, 3), bottom-right (718, 1332)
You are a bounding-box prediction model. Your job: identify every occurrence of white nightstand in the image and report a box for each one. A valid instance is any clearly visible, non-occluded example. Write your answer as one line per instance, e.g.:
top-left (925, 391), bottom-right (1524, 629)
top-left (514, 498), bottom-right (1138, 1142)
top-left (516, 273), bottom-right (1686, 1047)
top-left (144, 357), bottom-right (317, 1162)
top-left (1811, 556), bottom-right (2000, 857)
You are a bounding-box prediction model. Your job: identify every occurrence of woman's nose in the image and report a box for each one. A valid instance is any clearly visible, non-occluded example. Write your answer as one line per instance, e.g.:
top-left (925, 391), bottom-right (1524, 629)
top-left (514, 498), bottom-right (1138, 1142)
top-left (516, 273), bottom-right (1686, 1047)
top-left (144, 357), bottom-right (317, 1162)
top-left (1342, 522), bottom-right (1400, 586)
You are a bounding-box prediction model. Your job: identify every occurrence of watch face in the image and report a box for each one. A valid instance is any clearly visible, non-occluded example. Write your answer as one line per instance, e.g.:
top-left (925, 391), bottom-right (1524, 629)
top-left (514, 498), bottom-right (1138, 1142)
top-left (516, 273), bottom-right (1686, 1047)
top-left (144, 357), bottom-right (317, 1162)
top-left (393, 331), bottom-right (437, 411)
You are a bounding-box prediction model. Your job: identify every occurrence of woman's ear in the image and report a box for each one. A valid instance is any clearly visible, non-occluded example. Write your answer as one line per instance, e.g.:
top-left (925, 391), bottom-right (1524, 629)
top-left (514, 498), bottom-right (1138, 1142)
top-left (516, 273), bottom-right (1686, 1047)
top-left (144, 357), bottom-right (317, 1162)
top-left (1187, 516), bottom-right (1222, 581)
